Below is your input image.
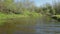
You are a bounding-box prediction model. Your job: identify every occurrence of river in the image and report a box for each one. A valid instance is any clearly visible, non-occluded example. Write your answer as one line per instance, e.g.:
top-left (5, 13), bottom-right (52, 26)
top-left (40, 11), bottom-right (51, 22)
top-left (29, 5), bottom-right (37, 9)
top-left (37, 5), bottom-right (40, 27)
top-left (0, 17), bottom-right (60, 34)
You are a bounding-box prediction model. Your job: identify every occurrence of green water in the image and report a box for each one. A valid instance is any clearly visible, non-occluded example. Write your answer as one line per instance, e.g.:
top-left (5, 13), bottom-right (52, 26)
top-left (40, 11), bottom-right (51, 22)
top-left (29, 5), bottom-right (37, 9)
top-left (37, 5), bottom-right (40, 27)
top-left (0, 17), bottom-right (60, 34)
top-left (0, 17), bottom-right (37, 34)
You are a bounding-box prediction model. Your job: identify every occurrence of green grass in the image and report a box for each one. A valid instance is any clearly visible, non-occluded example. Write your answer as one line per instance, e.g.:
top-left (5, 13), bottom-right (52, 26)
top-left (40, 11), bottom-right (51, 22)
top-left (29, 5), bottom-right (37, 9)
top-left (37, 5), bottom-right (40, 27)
top-left (0, 12), bottom-right (42, 18)
top-left (0, 12), bottom-right (42, 26)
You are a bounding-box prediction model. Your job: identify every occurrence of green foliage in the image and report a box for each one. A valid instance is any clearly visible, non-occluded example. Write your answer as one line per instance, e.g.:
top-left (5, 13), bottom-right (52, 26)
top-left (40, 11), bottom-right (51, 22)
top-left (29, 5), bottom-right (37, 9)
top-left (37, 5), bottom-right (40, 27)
top-left (23, 10), bottom-right (42, 17)
top-left (53, 1), bottom-right (60, 14)
top-left (0, 0), bottom-right (60, 26)
top-left (4, 0), bottom-right (14, 7)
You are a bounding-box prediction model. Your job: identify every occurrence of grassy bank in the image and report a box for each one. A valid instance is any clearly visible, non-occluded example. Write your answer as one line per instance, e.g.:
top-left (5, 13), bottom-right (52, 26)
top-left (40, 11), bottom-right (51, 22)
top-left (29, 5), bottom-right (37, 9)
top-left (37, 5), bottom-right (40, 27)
top-left (0, 12), bottom-right (42, 26)
top-left (0, 11), bottom-right (60, 26)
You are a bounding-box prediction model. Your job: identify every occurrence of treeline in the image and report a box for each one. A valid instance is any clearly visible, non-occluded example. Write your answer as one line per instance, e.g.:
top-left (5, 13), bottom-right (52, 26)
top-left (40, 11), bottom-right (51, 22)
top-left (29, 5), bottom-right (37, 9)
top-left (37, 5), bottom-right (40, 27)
top-left (0, 0), bottom-right (60, 15)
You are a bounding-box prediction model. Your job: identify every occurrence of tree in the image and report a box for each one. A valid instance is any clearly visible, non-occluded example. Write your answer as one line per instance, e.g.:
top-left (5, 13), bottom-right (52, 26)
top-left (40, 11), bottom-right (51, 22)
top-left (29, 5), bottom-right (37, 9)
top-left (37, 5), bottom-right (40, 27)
top-left (0, 0), bottom-right (16, 13)
top-left (45, 3), bottom-right (55, 15)
top-left (20, 0), bottom-right (35, 11)
top-left (53, 1), bottom-right (60, 14)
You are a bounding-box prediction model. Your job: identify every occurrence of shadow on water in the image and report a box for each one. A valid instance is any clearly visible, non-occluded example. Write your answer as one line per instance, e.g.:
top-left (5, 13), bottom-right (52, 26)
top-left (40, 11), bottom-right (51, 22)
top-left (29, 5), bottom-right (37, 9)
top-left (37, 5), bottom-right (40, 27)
top-left (0, 16), bottom-right (60, 34)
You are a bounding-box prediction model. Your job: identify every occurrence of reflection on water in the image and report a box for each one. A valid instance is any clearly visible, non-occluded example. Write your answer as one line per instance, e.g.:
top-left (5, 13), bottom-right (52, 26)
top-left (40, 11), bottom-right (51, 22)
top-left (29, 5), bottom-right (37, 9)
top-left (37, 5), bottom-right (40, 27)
top-left (0, 17), bottom-right (60, 34)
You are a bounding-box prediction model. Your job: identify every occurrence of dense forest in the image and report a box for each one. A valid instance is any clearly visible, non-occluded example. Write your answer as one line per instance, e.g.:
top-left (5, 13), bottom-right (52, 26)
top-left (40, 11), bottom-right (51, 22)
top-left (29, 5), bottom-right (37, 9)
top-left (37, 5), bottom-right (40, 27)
top-left (0, 0), bottom-right (60, 14)
top-left (0, 0), bottom-right (59, 14)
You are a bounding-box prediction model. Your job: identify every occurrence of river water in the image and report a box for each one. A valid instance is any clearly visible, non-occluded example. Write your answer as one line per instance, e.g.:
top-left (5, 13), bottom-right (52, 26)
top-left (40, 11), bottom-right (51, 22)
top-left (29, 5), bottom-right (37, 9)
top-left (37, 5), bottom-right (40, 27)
top-left (0, 17), bottom-right (60, 34)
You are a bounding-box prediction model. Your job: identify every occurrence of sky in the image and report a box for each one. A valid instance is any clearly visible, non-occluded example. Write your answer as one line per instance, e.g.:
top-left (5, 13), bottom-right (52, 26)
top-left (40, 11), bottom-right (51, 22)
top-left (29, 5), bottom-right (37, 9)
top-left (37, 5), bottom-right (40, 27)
top-left (34, 0), bottom-right (59, 6)
top-left (15, 0), bottom-right (59, 7)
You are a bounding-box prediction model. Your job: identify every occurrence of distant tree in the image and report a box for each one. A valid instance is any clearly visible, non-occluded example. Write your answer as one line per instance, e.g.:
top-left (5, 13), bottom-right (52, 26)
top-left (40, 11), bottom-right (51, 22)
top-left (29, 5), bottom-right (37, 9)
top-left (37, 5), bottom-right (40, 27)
top-left (53, 1), bottom-right (60, 14)
top-left (45, 3), bottom-right (55, 15)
